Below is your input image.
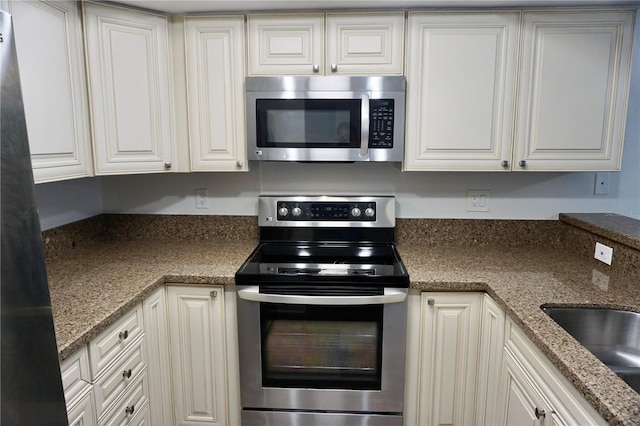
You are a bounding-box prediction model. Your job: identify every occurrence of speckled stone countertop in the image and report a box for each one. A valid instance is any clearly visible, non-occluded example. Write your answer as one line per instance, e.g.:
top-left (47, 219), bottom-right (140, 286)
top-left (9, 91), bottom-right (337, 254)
top-left (46, 236), bottom-right (640, 425)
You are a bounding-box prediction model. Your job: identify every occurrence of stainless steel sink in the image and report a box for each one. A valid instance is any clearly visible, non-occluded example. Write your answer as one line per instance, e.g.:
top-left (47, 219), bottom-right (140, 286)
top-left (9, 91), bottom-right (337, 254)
top-left (541, 307), bottom-right (640, 393)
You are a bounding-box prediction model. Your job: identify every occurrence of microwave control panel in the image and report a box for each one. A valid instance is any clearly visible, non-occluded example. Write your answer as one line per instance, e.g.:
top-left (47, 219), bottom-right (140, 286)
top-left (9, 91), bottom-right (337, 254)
top-left (369, 99), bottom-right (395, 148)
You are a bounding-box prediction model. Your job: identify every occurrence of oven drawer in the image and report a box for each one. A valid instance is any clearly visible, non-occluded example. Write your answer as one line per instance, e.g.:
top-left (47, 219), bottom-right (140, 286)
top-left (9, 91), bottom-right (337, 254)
top-left (242, 410), bottom-right (403, 426)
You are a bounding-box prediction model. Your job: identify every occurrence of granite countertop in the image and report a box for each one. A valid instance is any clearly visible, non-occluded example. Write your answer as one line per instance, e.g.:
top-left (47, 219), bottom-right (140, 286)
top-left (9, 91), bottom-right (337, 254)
top-left (46, 238), bottom-right (640, 425)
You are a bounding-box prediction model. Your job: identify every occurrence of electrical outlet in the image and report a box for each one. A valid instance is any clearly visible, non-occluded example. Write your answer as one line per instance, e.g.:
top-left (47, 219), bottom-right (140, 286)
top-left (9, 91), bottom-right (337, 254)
top-left (467, 190), bottom-right (490, 212)
top-left (594, 173), bottom-right (610, 195)
top-left (594, 242), bottom-right (613, 265)
top-left (196, 188), bottom-right (208, 209)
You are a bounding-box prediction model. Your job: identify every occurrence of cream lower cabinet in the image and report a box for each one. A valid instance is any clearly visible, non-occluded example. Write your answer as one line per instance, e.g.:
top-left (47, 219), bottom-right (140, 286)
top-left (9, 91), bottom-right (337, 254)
top-left (514, 10), bottom-right (634, 172)
top-left (183, 16), bottom-right (248, 172)
top-left (404, 12), bottom-right (519, 171)
top-left (83, 2), bottom-right (175, 175)
top-left (142, 287), bottom-right (173, 425)
top-left (498, 318), bottom-right (606, 425)
top-left (167, 285), bottom-right (229, 426)
top-left (60, 347), bottom-right (96, 426)
top-left (5, 0), bottom-right (93, 183)
top-left (405, 291), bottom-right (483, 425)
top-left (405, 292), bottom-right (606, 425)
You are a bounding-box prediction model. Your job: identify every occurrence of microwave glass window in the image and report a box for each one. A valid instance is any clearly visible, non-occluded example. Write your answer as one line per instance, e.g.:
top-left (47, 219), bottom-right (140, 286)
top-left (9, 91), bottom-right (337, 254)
top-left (260, 303), bottom-right (383, 390)
top-left (256, 99), bottom-right (361, 148)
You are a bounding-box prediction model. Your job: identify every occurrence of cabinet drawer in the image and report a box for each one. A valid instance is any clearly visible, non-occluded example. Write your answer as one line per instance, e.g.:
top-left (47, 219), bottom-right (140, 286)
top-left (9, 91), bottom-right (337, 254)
top-left (89, 305), bottom-right (144, 379)
top-left (98, 370), bottom-right (149, 426)
top-left (60, 347), bottom-right (92, 408)
top-left (94, 336), bottom-right (147, 419)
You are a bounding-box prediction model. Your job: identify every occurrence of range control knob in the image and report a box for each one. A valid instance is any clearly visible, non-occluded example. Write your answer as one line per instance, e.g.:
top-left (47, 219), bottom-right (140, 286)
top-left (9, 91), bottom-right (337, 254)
top-left (365, 207), bottom-right (375, 217)
top-left (278, 207), bottom-right (289, 217)
top-left (292, 207), bottom-right (302, 217)
top-left (351, 207), bottom-right (362, 217)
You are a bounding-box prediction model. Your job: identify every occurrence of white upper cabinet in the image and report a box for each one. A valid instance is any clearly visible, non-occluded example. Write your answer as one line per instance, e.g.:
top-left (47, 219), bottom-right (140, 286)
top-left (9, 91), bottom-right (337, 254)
top-left (184, 16), bottom-right (247, 171)
top-left (83, 2), bottom-right (175, 175)
top-left (514, 10), bottom-right (634, 171)
top-left (7, 0), bottom-right (93, 183)
top-left (404, 12), bottom-right (520, 171)
top-left (247, 12), bottom-right (404, 75)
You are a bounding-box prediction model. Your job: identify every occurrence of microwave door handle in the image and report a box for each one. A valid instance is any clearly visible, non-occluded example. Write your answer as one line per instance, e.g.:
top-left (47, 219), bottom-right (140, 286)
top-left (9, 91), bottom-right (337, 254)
top-left (237, 286), bottom-right (406, 305)
top-left (360, 94), bottom-right (369, 157)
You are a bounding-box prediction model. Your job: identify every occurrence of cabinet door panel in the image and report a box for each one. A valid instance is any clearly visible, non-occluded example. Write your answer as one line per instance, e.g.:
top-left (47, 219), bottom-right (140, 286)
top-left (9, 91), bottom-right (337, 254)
top-left (248, 14), bottom-right (324, 75)
top-left (416, 292), bottom-right (482, 426)
top-left (326, 13), bottom-right (404, 75)
top-left (83, 3), bottom-right (174, 174)
top-left (168, 286), bottom-right (227, 426)
top-left (514, 11), bottom-right (634, 171)
top-left (185, 16), bottom-right (247, 171)
top-left (8, 0), bottom-right (92, 182)
top-left (405, 13), bottom-right (518, 171)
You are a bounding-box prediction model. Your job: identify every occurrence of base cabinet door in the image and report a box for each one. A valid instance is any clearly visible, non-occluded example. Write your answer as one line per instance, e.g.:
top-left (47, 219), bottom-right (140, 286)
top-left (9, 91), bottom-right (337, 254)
top-left (413, 292), bottom-right (482, 426)
top-left (167, 286), bottom-right (228, 426)
top-left (497, 318), bottom-right (607, 426)
top-left (142, 287), bottom-right (173, 425)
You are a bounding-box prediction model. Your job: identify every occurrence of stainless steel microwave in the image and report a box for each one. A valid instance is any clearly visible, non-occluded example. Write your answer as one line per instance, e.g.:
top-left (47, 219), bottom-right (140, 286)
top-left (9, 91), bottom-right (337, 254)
top-left (245, 76), bottom-right (406, 162)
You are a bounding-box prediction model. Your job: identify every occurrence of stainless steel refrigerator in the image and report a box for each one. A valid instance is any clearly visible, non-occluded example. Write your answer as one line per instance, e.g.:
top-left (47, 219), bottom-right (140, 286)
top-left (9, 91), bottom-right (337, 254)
top-left (1, 10), bottom-right (68, 425)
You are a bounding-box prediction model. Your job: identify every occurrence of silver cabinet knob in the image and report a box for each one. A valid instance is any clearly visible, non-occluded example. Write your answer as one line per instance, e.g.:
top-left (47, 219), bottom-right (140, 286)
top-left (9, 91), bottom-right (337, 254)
top-left (122, 369), bottom-right (132, 379)
top-left (236, 160), bottom-right (244, 168)
top-left (125, 405), bottom-right (135, 416)
top-left (519, 160), bottom-right (527, 168)
top-left (331, 64), bottom-right (338, 73)
top-left (427, 298), bottom-right (435, 306)
top-left (535, 408), bottom-right (546, 419)
top-left (119, 330), bottom-right (129, 340)
top-left (210, 290), bottom-right (218, 298)
top-left (502, 160), bottom-right (509, 168)
top-left (312, 64), bottom-right (320, 73)
top-left (164, 161), bottom-right (172, 169)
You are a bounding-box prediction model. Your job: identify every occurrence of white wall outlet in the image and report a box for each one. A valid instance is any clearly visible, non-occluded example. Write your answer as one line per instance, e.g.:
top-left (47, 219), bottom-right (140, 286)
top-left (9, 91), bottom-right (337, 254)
top-left (467, 190), bottom-right (490, 212)
top-left (594, 172), bottom-right (610, 195)
top-left (196, 188), bottom-right (208, 209)
top-left (594, 242), bottom-right (613, 265)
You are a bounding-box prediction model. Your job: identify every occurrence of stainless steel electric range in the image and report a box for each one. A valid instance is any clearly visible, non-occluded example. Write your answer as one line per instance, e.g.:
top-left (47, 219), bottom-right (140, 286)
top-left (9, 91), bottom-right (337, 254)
top-left (235, 196), bottom-right (409, 426)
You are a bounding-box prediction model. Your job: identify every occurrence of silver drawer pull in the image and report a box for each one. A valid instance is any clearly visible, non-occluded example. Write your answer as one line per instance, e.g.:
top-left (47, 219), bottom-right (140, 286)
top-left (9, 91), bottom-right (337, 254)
top-left (125, 405), bottom-right (135, 416)
top-left (122, 369), bottom-right (132, 379)
top-left (119, 330), bottom-right (129, 340)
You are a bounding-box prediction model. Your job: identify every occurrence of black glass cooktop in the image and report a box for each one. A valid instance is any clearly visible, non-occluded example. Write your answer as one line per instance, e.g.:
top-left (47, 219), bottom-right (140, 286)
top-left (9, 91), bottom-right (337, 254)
top-left (235, 242), bottom-right (409, 287)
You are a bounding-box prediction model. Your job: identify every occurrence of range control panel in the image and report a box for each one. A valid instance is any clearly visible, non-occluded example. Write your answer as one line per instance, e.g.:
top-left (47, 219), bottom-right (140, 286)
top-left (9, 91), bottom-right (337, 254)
top-left (276, 201), bottom-right (377, 222)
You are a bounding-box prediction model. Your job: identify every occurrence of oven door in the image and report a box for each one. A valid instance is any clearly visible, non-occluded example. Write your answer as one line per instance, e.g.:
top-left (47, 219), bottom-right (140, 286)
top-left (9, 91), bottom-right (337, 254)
top-left (236, 285), bottom-right (407, 415)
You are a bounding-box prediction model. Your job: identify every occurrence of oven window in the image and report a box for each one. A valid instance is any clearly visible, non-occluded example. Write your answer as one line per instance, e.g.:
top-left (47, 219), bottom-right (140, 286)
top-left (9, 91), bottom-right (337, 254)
top-left (256, 99), bottom-right (361, 148)
top-left (260, 303), bottom-right (383, 390)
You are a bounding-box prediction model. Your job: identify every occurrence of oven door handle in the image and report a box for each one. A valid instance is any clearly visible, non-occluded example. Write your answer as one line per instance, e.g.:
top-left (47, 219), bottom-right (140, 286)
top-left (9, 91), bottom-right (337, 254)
top-left (237, 286), bottom-right (406, 305)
